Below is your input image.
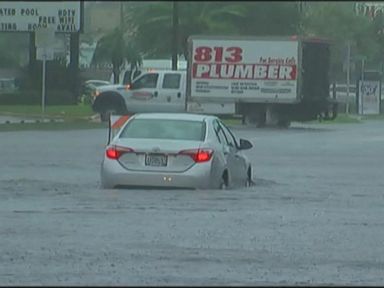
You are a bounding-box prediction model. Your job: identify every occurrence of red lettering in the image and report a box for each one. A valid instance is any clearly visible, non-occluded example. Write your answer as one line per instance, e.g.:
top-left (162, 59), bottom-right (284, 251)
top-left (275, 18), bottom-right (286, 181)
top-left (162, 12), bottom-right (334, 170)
top-left (224, 47), bottom-right (243, 63)
top-left (194, 46), bottom-right (212, 62)
top-left (194, 46), bottom-right (243, 63)
top-left (213, 47), bottom-right (223, 62)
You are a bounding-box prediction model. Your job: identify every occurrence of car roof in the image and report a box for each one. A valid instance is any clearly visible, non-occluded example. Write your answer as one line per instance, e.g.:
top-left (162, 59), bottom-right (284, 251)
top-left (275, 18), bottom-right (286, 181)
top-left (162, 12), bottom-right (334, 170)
top-left (132, 113), bottom-right (215, 121)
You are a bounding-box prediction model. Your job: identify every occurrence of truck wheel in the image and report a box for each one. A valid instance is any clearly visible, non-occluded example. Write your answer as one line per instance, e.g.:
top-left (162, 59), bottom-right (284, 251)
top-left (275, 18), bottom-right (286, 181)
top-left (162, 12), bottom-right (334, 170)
top-left (93, 92), bottom-right (127, 122)
top-left (256, 117), bottom-right (266, 128)
top-left (243, 114), bottom-right (257, 125)
top-left (244, 114), bottom-right (265, 127)
top-left (277, 119), bottom-right (291, 128)
top-left (100, 105), bottom-right (127, 122)
top-left (100, 108), bottom-right (116, 122)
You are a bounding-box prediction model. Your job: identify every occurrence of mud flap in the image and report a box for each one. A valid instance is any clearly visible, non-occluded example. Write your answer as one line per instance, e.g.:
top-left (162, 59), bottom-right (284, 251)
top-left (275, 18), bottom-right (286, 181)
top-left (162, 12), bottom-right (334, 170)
top-left (107, 114), bottom-right (131, 145)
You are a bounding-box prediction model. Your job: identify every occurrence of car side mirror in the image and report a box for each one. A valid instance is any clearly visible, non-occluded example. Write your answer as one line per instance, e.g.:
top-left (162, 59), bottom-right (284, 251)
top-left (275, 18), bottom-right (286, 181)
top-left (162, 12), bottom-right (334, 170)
top-left (239, 138), bottom-right (253, 150)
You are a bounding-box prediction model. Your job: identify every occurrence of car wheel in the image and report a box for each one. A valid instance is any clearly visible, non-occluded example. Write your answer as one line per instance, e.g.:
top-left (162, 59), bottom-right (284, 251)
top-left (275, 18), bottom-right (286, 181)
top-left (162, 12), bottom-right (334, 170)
top-left (219, 171), bottom-right (229, 190)
top-left (101, 180), bottom-right (114, 189)
top-left (219, 181), bottom-right (227, 190)
top-left (100, 108), bottom-right (116, 122)
top-left (245, 167), bottom-right (253, 187)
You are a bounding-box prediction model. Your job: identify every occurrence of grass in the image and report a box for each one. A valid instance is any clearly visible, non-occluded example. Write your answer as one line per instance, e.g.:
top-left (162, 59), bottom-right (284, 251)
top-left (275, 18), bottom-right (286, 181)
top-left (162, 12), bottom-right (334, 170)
top-left (0, 104), bottom-right (106, 132)
top-left (313, 113), bottom-right (384, 124)
top-left (320, 114), bottom-right (362, 124)
top-left (0, 121), bottom-right (108, 132)
top-left (1, 104), bottom-right (384, 132)
top-left (0, 104), bottom-right (94, 119)
top-left (359, 113), bottom-right (384, 121)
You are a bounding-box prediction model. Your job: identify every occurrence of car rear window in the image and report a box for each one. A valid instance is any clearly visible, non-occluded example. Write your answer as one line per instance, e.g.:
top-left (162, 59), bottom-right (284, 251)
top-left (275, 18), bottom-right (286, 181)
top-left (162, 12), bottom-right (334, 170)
top-left (119, 119), bottom-right (206, 141)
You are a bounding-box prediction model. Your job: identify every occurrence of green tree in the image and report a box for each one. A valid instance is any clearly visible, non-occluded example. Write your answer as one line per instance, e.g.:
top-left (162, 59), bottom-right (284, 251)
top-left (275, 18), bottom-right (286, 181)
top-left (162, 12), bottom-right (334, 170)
top-left (129, 1), bottom-right (247, 59)
top-left (92, 28), bottom-right (142, 84)
top-left (302, 2), bottom-right (379, 80)
top-left (369, 9), bottom-right (384, 67)
top-left (234, 1), bottom-right (301, 36)
top-left (0, 33), bottom-right (28, 68)
top-left (129, 1), bottom-right (303, 59)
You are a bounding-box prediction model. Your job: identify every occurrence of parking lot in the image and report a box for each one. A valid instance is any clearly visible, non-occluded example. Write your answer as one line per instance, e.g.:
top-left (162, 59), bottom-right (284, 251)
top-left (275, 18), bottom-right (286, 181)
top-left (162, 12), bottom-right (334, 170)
top-left (1, 121), bottom-right (384, 285)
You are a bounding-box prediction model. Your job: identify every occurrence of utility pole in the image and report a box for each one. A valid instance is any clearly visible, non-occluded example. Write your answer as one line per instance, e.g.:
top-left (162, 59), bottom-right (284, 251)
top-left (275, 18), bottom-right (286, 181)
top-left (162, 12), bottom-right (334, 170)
top-left (172, 1), bottom-right (179, 71)
top-left (120, 1), bottom-right (124, 27)
top-left (361, 57), bottom-right (365, 115)
top-left (29, 32), bottom-right (36, 70)
top-left (346, 41), bottom-right (351, 114)
top-left (68, 1), bottom-right (83, 104)
top-left (69, 32), bottom-right (80, 103)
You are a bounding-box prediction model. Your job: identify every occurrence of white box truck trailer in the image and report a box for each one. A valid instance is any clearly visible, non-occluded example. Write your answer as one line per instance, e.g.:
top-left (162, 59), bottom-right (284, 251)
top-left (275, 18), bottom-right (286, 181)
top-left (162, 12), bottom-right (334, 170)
top-left (186, 35), bottom-right (338, 126)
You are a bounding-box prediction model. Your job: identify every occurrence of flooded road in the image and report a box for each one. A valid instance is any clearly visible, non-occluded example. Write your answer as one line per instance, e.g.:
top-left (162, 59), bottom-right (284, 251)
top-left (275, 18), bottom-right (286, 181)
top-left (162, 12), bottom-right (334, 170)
top-left (1, 121), bottom-right (383, 285)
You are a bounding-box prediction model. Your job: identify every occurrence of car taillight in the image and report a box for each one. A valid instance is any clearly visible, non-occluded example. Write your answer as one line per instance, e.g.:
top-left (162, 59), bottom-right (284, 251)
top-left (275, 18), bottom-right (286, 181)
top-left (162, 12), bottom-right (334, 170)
top-left (106, 146), bottom-right (134, 160)
top-left (179, 148), bottom-right (213, 163)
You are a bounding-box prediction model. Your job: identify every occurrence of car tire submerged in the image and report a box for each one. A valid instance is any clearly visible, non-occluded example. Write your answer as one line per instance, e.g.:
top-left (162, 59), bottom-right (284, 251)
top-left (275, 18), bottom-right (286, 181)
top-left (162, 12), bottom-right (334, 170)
top-left (245, 166), bottom-right (253, 187)
top-left (219, 170), bottom-right (229, 190)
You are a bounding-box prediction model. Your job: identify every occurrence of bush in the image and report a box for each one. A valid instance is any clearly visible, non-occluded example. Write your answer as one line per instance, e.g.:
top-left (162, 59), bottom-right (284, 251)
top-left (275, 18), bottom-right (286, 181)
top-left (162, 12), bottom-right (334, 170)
top-left (14, 58), bottom-right (83, 105)
top-left (0, 91), bottom-right (40, 105)
top-left (0, 89), bottom-right (76, 105)
top-left (46, 89), bottom-right (76, 105)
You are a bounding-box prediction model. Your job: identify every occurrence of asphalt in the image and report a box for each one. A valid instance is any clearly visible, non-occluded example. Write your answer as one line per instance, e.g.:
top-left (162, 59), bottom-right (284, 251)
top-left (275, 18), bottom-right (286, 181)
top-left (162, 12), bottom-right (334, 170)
top-left (0, 120), bottom-right (384, 285)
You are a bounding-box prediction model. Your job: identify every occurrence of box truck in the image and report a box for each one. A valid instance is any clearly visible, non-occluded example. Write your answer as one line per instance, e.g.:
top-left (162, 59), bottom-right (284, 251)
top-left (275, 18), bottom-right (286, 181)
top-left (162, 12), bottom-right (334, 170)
top-left (92, 35), bottom-right (337, 126)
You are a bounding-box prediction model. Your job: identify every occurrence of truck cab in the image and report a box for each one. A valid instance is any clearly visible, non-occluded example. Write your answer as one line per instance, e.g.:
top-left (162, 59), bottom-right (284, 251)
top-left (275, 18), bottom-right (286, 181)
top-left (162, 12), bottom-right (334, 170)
top-left (92, 70), bottom-right (187, 121)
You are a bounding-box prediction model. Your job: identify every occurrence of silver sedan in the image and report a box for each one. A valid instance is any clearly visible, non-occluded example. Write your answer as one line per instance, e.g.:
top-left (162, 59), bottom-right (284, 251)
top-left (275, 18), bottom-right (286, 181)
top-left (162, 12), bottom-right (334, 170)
top-left (101, 113), bottom-right (253, 189)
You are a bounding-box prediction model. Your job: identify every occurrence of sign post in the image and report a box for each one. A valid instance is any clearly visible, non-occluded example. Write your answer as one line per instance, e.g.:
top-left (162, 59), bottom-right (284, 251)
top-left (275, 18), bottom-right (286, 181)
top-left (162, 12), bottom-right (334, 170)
top-left (42, 54), bottom-right (46, 115)
top-left (35, 26), bottom-right (55, 118)
top-left (345, 41), bottom-right (351, 114)
top-left (357, 70), bottom-right (381, 115)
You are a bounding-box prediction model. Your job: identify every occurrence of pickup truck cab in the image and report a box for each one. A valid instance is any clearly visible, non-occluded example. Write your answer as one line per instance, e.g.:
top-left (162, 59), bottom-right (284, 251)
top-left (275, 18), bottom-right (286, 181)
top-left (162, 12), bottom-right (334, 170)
top-left (92, 70), bottom-right (187, 121)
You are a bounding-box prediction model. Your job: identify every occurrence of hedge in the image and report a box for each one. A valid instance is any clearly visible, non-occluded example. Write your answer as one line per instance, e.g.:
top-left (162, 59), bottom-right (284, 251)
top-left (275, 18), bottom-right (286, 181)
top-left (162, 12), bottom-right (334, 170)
top-left (0, 89), bottom-right (77, 105)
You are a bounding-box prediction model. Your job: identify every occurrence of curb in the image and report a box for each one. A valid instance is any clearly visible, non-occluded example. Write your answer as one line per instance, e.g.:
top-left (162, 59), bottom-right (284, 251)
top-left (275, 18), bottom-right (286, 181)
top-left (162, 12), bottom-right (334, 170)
top-left (0, 118), bottom-right (65, 125)
top-left (0, 113), bottom-right (104, 125)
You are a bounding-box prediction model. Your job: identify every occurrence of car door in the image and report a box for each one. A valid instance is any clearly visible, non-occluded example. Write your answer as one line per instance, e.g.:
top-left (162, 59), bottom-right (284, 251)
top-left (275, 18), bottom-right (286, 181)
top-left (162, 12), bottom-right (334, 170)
top-left (125, 72), bottom-right (161, 113)
top-left (157, 72), bottom-right (185, 112)
top-left (213, 119), bottom-right (239, 186)
top-left (218, 121), bottom-right (248, 185)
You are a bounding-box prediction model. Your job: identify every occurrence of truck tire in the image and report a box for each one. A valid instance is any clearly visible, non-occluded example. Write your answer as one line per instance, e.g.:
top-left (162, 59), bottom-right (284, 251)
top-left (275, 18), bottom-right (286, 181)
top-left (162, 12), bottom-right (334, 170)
top-left (243, 114), bottom-right (258, 125)
top-left (100, 108), bottom-right (117, 122)
top-left (277, 119), bottom-right (291, 128)
top-left (243, 112), bottom-right (266, 127)
top-left (92, 92), bottom-right (127, 122)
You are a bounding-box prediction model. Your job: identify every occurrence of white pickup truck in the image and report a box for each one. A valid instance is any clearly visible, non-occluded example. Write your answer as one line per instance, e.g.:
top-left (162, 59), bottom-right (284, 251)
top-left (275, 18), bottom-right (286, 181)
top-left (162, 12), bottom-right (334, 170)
top-left (92, 69), bottom-right (235, 121)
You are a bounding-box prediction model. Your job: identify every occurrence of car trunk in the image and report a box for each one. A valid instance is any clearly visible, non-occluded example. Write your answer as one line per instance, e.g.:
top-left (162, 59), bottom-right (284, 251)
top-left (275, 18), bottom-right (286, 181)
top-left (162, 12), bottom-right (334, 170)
top-left (114, 138), bottom-right (204, 172)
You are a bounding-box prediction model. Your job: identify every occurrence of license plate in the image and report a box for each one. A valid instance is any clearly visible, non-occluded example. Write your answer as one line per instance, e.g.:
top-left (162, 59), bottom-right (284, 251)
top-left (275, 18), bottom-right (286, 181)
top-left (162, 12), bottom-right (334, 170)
top-left (145, 154), bottom-right (167, 167)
